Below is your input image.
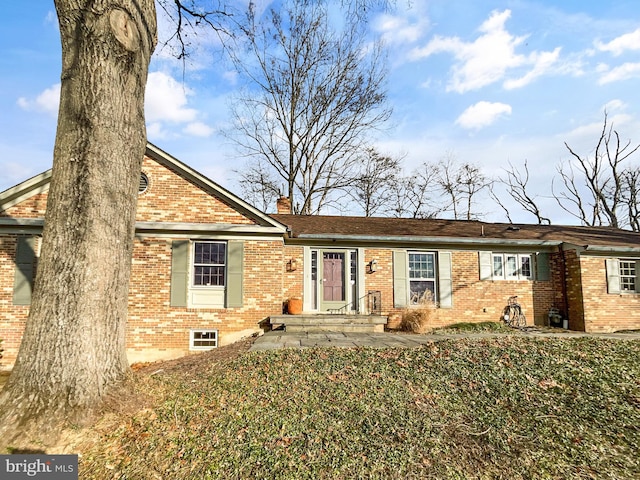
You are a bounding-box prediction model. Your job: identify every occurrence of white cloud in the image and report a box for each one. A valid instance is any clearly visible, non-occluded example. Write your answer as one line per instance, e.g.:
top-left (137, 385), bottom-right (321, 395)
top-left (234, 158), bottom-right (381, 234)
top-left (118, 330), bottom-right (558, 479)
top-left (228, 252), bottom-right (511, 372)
top-left (183, 122), bottom-right (214, 137)
top-left (144, 71), bottom-right (216, 139)
top-left (17, 83), bottom-right (60, 116)
top-left (597, 62), bottom-right (640, 84)
top-left (595, 28), bottom-right (640, 56)
top-left (145, 71), bottom-right (198, 123)
top-left (456, 101), bottom-right (512, 130)
top-left (603, 99), bottom-right (626, 114)
top-left (146, 122), bottom-right (168, 140)
top-left (223, 70), bottom-right (238, 85)
top-left (374, 11), bottom-right (428, 46)
top-left (504, 48), bottom-right (561, 89)
top-left (409, 9), bottom-right (561, 93)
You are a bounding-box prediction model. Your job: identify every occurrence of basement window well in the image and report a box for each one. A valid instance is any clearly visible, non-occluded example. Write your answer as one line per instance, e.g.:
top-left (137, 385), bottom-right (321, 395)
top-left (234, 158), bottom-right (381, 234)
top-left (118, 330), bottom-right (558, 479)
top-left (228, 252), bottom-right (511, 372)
top-left (189, 330), bottom-right (218, 350)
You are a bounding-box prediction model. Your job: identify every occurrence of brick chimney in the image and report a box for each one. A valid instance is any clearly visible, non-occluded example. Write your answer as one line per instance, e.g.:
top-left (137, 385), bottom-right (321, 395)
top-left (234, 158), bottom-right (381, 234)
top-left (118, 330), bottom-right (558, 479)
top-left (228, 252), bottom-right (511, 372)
top-left (276, 196), bottom-right (292, 214)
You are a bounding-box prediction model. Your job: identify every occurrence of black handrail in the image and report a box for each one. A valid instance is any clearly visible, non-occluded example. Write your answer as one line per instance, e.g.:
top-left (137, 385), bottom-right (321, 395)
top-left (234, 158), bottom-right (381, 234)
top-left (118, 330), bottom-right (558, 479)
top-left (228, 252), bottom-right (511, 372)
top-left (327, 290), bottom-right (381, 315)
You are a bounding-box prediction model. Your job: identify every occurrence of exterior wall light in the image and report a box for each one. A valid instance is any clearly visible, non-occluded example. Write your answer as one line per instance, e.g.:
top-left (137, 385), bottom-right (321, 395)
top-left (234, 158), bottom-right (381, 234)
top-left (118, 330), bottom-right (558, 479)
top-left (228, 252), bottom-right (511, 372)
top-left (368, 259), bottom-right (378, 273)
top-left (286, 258), bottom-right (298, 272)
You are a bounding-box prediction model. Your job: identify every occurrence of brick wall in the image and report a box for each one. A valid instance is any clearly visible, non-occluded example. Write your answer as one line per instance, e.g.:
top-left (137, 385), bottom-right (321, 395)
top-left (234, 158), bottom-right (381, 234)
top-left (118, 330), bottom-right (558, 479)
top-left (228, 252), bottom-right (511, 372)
top-left (0, 193), bottom-right (48, 218)
top-left (0, 236), bottom-right (30, 367)
top-left (136, 158), bottom-right (255, 224)
top-left (579, 255), bottom-right (640, 333)
top-left (563, 249), bottom-right (586, 331)
top-left (125, 237), bottom-right (284, 364)
top-left (282, 247), bottom-right (560, 331)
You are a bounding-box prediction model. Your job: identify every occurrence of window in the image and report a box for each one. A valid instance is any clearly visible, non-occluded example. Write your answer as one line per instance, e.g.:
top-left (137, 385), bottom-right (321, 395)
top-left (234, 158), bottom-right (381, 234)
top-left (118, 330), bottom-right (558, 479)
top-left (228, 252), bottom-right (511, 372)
top-left (619, 260), bottom-right (637, 292)
top-left (193, 242), bottom-right (226, 287)
top-left (190, 330), bottom-right (218, 350)
top-left (491, 253), bottom-right (533, 280)
top-left (408, 252), bottom-right (436, 304)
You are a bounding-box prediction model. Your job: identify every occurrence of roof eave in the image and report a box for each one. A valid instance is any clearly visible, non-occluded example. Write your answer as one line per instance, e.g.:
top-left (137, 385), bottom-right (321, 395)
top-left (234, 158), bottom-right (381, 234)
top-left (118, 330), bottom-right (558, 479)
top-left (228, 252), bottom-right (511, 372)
top-left (293, 233), bottom-right (563, 248)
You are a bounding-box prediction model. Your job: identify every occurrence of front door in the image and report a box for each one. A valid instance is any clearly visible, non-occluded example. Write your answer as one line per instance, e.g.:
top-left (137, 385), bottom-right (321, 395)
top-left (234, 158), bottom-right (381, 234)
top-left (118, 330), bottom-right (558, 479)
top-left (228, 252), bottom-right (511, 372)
top-left (322, 252), bottom-right (346, 310)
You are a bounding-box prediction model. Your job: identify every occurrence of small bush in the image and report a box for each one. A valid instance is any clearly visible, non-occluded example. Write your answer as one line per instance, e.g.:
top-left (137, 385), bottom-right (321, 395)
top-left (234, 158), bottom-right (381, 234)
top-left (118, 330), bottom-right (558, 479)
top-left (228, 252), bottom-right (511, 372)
top-left (400, 291), bottom-right (436, 334)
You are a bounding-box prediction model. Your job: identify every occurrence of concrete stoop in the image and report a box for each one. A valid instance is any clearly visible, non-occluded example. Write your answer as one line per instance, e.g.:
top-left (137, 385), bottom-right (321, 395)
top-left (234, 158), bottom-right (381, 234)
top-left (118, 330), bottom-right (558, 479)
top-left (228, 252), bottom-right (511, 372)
top-left (269, 314), bottom-right (387, 334)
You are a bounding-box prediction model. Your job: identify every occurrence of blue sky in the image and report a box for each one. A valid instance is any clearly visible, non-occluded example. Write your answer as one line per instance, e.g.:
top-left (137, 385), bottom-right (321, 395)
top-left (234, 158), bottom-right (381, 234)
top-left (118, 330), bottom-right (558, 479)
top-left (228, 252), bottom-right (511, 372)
top-left (2, 1), bottom-right (640, 223)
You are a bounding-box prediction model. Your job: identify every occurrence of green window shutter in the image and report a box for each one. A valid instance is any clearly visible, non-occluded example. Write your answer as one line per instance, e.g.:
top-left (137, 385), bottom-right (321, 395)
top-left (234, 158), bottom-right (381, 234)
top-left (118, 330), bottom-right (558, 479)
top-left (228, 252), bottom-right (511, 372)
top-left (393, 250), bottom-right (408, 308)
top-left (605, 258), bottom-right (620, 294)
top-left (226, 240), bottom-right (244, 308)
top-left (478, 251), bottom-right (492, 280)
top-left (13, 236), bottom-right (36, 305)
top-left (170, 240), bottom-right (189, 307)
top-left (536, 252), bottom-right (551, 281)
top-left (438, 251), bottom-right (453, 308)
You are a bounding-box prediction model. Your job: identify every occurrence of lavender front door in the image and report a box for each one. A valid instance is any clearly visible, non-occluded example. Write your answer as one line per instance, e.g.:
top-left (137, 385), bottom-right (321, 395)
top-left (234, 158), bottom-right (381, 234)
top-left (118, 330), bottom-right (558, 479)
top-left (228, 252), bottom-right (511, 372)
top-left (322, 252), bottom-right (345, 310)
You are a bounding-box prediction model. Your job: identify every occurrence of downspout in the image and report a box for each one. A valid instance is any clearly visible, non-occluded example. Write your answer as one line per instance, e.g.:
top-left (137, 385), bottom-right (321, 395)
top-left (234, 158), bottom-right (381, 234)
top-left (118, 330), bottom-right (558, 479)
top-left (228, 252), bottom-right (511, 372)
top-left (559, 244), bottom-right (570, 326)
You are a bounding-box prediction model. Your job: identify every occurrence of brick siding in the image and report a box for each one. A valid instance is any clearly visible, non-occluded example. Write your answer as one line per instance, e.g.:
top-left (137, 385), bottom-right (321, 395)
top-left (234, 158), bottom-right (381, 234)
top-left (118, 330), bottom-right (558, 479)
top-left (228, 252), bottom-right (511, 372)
top-left (579, 255), bottom-right (640, 333)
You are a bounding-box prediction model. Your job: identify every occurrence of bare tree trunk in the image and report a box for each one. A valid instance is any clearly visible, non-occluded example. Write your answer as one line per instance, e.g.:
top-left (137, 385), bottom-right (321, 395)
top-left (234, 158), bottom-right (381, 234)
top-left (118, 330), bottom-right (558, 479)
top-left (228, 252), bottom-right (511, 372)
top-left (0, 0), bottom-right (156, 444)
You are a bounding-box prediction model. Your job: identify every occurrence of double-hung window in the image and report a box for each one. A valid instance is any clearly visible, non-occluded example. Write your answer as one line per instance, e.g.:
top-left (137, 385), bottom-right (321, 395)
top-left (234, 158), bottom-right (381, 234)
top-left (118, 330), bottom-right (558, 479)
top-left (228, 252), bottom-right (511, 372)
top-left (606, 258), bottom-right (639, 294)
top-left (408, 251), bottom-right (437, 304)
top-left (619, 259), bottom-right (637, 292)
top-left (491, 253), bottom-right (533, 280)
top-left (193, 241), bottom-right (226, 287)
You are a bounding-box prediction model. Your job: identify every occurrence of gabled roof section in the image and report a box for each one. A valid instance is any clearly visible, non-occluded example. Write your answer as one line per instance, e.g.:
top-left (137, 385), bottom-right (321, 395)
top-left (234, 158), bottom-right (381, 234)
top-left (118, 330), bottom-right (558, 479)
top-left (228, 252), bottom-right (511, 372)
top-left (0, 142), bottom-right (287, 233)
top-left (144, 143), bottom-right (285, 230)
top-left (0, 170), bottom-right (52, 213)
top-left (271, 214), bottom-right (640, 250)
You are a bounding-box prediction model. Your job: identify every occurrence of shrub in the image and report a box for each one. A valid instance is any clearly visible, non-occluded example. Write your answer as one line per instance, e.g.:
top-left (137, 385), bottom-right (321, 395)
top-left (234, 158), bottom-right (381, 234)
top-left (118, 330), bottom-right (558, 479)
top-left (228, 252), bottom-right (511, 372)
top-left (400, 291), bottom-right (436, 334)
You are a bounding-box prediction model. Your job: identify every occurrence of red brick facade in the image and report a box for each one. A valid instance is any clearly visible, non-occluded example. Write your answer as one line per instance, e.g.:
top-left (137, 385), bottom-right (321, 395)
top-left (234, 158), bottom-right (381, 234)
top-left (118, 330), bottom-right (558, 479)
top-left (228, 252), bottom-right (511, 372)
top-left (2, 147), bottom-right (639, 369)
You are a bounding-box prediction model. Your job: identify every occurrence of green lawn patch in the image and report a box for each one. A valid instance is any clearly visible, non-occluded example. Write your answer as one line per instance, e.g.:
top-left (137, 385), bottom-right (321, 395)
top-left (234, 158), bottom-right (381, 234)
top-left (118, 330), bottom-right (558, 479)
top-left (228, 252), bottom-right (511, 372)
top-left (433, 321), bottom-right (512, 334)
top-left (80, 337), bottom-right (640, 479)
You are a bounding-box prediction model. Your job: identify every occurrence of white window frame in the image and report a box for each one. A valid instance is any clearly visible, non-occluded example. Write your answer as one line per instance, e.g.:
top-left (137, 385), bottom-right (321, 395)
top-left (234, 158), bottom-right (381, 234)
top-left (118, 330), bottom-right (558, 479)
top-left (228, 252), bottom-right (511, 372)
top-left (491, 253), bottom-right (533, 280)
top-left (408, 251), bottom-right (437, 305)
top-left (192, 241), bottom-right (227, 289)
top-left (189, 329), bottom-right (218, 350)
top-left (619, 259), bottom-right (638, 293)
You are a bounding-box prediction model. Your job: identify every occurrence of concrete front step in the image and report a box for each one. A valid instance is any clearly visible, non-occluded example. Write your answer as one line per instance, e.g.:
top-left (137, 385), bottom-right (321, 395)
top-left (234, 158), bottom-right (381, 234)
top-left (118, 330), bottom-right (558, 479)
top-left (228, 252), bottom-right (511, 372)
top-left (286, 323), bottom-right (385, 333)
top-left (270, 314), bottom-right (387, 334)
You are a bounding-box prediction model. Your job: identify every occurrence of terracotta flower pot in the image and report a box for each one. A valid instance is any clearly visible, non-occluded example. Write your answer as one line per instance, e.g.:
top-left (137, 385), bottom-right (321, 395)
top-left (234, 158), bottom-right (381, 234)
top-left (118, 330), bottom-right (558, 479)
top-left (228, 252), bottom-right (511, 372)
top-left (288, 297), bottom-right (303, 315)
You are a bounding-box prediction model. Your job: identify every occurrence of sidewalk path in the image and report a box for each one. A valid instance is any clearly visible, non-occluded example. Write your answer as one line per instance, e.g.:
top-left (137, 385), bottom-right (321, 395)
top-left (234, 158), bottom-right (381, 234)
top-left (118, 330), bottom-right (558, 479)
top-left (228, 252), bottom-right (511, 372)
top-left (249, 329), bottom-right (640, 351)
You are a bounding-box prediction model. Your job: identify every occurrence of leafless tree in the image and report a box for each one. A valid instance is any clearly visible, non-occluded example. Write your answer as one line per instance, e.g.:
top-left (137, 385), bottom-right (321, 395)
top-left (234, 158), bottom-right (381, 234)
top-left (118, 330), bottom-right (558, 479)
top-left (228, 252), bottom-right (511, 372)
top-left (389, 163), bottom-right (443, 219)
top-left (494, 160), bottom-right (551, 224)
top-left (235, 159), bottom-right (281, 213)
top-left (434, 154), bottom-right (491, 220)
top-left (555, 112), bottom-right (640, 229)
top-left (227, 0), bottom-right (391, 214)
top-left (0, 0), bottom-right (157, 445)
top-left (347, 147), bottom-right (402, 217)
top-left (622, 167), bottom-right (640, 231)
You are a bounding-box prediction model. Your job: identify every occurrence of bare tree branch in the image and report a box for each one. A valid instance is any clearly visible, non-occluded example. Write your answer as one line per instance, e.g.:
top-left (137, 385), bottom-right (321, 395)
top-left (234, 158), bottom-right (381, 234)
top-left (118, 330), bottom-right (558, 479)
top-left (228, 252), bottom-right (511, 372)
top-left (497, 160), bottom-right (550, 224)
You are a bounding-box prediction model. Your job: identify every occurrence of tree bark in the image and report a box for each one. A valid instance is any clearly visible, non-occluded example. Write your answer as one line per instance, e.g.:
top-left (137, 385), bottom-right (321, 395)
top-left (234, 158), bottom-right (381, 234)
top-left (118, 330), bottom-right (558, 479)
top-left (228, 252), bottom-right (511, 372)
top-left (0, 0), bottom-right (156, 444)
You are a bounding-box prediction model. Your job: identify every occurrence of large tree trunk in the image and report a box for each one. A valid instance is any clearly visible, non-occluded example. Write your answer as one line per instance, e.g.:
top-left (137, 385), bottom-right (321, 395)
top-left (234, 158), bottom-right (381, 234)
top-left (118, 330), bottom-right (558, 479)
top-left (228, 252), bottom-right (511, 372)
top-left (0, 0), bottom-right (156, 444)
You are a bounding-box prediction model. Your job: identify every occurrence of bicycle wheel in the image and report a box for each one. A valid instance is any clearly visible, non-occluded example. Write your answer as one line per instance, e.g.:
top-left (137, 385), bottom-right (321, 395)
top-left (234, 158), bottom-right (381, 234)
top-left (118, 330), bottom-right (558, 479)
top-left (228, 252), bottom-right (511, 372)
top-left (514, 310), bottom-right (526, 327)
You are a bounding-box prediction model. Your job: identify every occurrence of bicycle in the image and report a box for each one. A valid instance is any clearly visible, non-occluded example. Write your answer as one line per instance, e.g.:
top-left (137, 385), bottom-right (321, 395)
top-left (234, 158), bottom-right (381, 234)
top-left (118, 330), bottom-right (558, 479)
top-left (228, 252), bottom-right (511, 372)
top-left (502, 295), bottom-right (526, 328)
